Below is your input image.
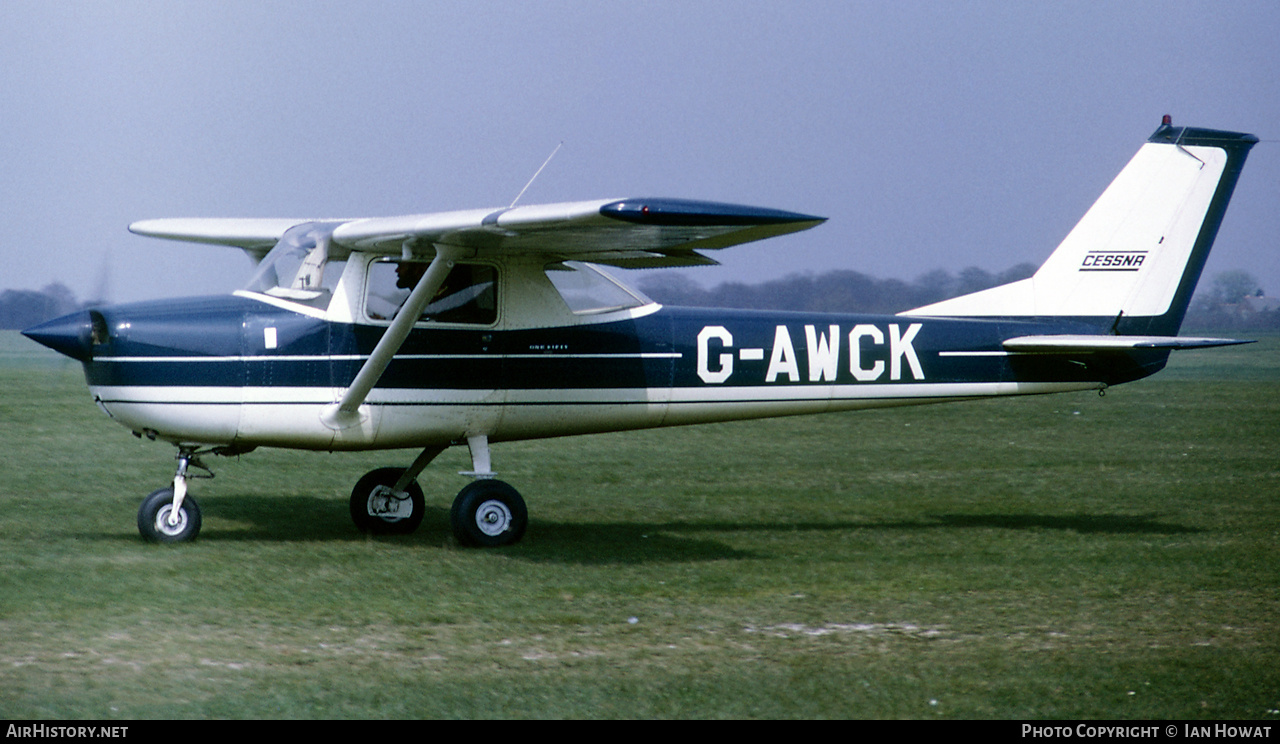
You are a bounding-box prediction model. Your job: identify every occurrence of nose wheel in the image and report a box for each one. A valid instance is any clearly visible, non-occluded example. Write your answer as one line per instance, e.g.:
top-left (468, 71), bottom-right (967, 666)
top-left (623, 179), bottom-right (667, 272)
top-left (137, 445), bottom-right (214, 543)
top-left (138, 487), bottom-right (202, 543)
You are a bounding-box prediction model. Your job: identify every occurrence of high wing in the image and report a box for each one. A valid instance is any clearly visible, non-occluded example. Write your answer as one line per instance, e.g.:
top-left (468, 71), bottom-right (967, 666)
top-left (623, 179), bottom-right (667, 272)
top-left (330, 198), bottom-right (826, 267)
top-left (130, 198), bottom-right (826, 268)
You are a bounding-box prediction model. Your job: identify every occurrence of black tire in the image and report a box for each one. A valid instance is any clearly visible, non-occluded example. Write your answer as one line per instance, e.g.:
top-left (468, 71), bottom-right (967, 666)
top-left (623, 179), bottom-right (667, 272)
top-left (137, 487), bottom-right (202, 543)
top-left (350, 467), bottom-right (426, 535)
top-left (450, 479), bottom-right (527, 547)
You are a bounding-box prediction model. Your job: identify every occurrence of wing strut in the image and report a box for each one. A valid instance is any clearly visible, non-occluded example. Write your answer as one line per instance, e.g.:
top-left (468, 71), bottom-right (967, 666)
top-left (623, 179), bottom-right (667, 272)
top-left (321, 246), bottom-right (462, 430)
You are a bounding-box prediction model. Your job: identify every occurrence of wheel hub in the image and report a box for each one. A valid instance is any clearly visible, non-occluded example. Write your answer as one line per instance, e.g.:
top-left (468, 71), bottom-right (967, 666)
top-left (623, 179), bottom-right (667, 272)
top-left (367, 485), bottom-right (414, 521)
top-left (474, 499), bottom-right (512, 536)
top-left (154, 505), bottom-right (188, 536)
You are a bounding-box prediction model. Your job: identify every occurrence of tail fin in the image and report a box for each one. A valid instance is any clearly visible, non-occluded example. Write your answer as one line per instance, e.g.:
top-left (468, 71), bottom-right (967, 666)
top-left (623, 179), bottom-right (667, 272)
top-left (904, 120), bottom-right (1258, 335)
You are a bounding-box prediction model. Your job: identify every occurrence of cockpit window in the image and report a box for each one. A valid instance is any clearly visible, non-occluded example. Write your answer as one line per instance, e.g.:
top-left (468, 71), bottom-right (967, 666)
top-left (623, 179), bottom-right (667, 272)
top-left (244, 222), bottom-right (347, 309)
top-left (545, 261), bottom-right (649, 314)
top-left (366, 259), bottom-right (497, 325)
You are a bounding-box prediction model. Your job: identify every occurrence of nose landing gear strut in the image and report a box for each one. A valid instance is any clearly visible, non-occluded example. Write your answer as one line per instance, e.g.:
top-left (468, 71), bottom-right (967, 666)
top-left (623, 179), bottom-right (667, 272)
top-left (136, 445), bottom-right (215, 543)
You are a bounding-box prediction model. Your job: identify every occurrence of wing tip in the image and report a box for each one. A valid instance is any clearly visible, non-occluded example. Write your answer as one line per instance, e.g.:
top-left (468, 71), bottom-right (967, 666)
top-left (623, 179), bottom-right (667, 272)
top-left (126, 217), bottom-right (308, 248)
top-left (599, 198), bottom-right (825, 227)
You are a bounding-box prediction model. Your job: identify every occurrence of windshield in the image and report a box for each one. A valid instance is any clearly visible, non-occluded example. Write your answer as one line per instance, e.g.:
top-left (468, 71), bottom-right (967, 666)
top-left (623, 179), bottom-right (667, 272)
top-left (244, 222), bottom-right (348, 308)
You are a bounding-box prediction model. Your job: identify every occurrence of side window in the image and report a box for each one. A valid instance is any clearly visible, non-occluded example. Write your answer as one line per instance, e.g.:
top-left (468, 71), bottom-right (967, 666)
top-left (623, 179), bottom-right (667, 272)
top-left (545, 261), bottom-right (648, 314)
top-left (365, 260), bottom-right (497, 325)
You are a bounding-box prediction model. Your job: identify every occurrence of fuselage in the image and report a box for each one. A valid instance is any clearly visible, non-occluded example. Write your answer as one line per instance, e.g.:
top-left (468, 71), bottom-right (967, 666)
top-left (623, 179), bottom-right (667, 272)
top-left (48, 289), bottom-right (1157, 452)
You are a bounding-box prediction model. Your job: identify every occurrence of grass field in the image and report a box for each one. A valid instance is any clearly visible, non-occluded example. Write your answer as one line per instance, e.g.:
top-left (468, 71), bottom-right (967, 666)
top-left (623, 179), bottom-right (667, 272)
top-left (0, 330), bottom-right (1276, 719)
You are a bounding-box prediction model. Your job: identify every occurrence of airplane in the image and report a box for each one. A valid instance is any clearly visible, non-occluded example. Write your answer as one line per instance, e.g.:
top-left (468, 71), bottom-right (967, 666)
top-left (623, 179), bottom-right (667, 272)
top-left (23, 117), bottom-right (1259, 547)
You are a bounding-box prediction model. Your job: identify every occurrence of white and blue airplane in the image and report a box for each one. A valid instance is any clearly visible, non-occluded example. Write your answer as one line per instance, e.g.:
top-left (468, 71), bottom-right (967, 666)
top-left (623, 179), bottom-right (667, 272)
top-left (24, 118), bottom-right (1258, 546)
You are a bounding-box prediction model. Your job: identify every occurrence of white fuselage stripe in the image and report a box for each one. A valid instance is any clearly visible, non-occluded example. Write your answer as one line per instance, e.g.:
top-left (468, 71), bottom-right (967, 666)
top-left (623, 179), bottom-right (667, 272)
top-left (91, 381), bottom-right (1098, 406)
top-left (93, 353), bottom-right (682, 363)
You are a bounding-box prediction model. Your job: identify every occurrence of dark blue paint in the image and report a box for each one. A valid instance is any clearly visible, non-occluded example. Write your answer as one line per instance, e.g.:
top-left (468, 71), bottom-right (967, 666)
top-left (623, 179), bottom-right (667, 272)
top-left (22, 310), bottom-right (95, 362)
top-left (31, 294), bottom-right (1169, 395)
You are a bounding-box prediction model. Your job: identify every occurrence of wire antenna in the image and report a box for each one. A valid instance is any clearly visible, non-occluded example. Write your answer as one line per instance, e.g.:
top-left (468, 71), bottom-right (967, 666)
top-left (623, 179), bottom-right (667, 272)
top-left (509, 142), bottom-right (563, 208)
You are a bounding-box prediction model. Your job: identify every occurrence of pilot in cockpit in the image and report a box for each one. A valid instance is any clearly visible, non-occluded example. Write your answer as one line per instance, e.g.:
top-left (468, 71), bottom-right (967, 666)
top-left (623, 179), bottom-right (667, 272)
top-left (394, 260), bottom-right (427, 290)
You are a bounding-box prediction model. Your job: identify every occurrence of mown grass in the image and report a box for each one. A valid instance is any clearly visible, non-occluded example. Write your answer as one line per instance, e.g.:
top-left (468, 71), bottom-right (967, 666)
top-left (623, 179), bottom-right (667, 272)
top-left (0, 331), bottom-right (1276, 719)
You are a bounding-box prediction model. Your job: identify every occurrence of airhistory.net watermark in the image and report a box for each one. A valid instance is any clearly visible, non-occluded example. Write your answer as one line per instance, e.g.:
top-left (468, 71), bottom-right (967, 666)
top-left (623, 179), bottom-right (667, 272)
top-left (6, 726), bottom-right (128, 739)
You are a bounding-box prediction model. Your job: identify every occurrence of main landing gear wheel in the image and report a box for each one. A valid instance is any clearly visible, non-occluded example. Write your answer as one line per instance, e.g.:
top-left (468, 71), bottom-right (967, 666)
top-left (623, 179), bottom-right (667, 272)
top-left (350, 467), bottom-right (426, 535)
top-left (450, 479), bottom-right (527, 548)
top-left (138, 487), bottom-right (202, 543)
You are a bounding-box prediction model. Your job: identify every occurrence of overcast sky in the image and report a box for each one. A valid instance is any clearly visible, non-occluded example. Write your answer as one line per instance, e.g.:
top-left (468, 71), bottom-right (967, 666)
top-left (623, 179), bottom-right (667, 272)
top-left (3, 0), bottom-right (1277, 304)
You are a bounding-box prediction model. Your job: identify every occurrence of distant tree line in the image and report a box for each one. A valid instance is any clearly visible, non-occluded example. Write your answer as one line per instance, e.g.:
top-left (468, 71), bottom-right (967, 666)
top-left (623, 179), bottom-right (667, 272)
top-left (636, 263), bottom-right (1040, 316)
top-left (0, 283), bottom-right (84, 330)
top-left (636, 265), bottom-right (1280, 332)
top-left (1183, 270), bottom-right (1280, 332)
top-left (4, 268), bottom-right (1277, 331)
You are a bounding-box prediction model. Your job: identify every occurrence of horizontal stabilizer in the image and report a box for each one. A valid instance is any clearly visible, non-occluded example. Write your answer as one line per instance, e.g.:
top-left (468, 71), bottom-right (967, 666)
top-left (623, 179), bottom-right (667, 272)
top-left (1003, 335), bottom-right (1254, 353)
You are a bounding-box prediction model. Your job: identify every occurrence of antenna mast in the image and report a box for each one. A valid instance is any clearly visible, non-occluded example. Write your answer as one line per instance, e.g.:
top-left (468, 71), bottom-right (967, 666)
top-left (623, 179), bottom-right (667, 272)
top-left (509, 142), bottom-right (563, 208)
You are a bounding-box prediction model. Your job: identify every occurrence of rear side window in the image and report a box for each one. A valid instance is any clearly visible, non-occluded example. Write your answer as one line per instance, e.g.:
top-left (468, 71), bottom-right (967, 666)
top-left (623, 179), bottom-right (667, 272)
top-left (544, 261), bottom-right (648, 314)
